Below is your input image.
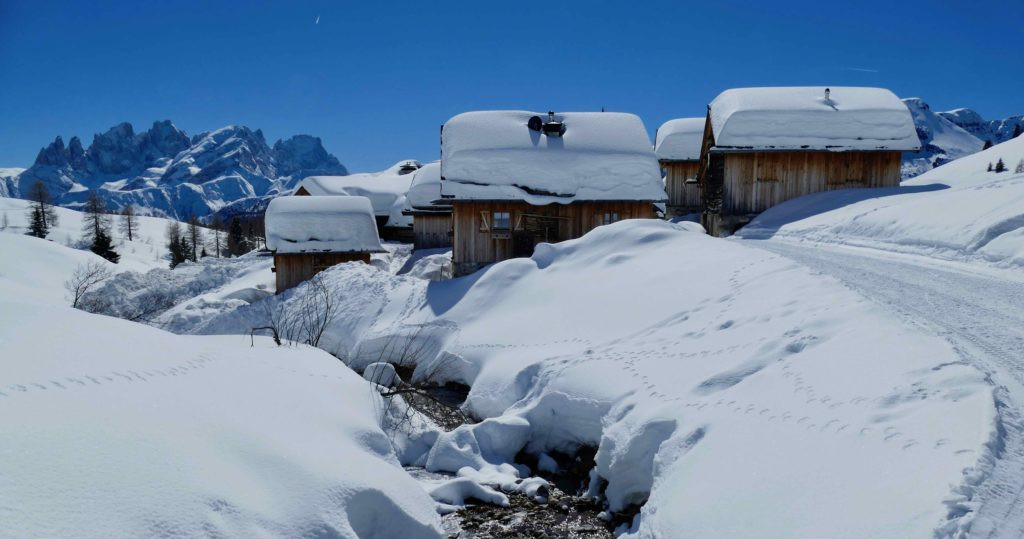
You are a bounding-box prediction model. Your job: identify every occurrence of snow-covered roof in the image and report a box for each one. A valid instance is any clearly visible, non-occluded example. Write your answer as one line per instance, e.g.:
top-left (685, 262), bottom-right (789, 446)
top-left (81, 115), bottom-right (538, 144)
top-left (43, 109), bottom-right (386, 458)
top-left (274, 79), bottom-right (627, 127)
top-left (708, 87), bottom-right (921, 152)
top-left (440, 111), bottom-right (665, 203)
top-left (404, 161), bottom-right (449, 211)
top-left (297, 160), bottom-right (418, 217)
top-left (655, 118), bottom-right (705, 161)
top-left (265, 196), bottom-right (384, 254)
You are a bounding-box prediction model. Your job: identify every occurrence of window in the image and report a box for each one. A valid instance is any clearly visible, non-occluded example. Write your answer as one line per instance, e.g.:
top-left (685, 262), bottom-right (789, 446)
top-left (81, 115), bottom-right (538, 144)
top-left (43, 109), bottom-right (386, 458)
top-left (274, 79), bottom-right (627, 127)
top-left (602, 212), bottom-right (619, 225)
top-left (493, 211), bottom-right (511, 230)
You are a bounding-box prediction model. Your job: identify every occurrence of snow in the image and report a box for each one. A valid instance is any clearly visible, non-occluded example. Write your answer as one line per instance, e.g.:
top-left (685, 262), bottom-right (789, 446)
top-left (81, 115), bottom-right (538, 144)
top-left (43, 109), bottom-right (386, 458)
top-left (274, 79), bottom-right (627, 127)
top-left (0, 235), bottom-right (442, 538)
top-left (197, 218), bottom-right (994, 538)
top-left (654, 117), bottom-right (704, 161)
top-left (405, 161), bottom-right (447, 211)
top-left (298, 160), bottom-right (419, 226)
top-left (440, 111), bottom-right (665, 204)
top-left (737, 134), bottom-right (1024, 268)
top-left (709, 87), bottom-right (921, 151)
top-left (901, 97), bottom-right (985, 178)
top-left (264, 195), bottom-right (384, 254)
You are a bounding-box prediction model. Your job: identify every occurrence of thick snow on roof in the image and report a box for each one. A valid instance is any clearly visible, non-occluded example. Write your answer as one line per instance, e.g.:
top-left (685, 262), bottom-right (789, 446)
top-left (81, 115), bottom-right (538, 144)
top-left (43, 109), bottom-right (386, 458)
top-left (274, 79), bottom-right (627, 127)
top-left (709, 87), bottom-right (921, 151)
top-left (655, 117), bottom-right (705, 161)
top-left (405, 161), bottom-right (449, 211)
top-left (441, 111), bottom-right (665, 203)
top-left (298, 160), bottom-right (418, 216)
top-left (265, 196), bottom-right (383, 254)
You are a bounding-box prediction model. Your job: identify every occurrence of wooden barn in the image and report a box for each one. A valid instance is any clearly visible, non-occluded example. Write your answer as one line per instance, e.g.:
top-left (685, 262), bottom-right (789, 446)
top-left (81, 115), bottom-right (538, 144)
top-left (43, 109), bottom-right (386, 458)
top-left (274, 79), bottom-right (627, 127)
top-left (655, 117), bottom-right (705, 216)
top-left (295, 160), bottom-right (420, 242)
top-left (264, 195), bottom-right (384, 293)
top-left (401, 161), bottom-right (452, 249)
top-left (697, 86), bottom-right (921, 236)
top-left (440, 110), bottom-right (666, 276)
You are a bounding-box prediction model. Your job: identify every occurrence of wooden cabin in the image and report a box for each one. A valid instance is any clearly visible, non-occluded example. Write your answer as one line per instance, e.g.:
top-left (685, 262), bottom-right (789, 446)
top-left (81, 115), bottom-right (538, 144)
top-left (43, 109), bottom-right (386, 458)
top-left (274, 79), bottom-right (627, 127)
top-left (440, 110), bottom-right (666, 276)
top-left (401, 161), bottom-right (452, 249)
top-left (697, 87), bottom-right (921, 236)
top-left (295, 160), bottom-right (420, 242)
top-left (264, 195), bottom-right (384, 293)
top-left (655, 118), bottom-right (704, 216)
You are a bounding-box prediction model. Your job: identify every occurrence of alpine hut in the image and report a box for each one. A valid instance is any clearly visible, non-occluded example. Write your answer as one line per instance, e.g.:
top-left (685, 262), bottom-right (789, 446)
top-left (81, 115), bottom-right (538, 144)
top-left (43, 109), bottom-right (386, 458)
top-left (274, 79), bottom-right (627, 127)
top-left (264, 195), bottom-right (385, 293)
top-left (697, 87), bottom-right (921, 235)
top-left (655, 117), bottom-right (705, 216)
top-left (401, 161), bottom-right (452, 249)
top-left (295, 160), bottom-right (421, 242)
top-left (441, 110), bottom-right (666, 276)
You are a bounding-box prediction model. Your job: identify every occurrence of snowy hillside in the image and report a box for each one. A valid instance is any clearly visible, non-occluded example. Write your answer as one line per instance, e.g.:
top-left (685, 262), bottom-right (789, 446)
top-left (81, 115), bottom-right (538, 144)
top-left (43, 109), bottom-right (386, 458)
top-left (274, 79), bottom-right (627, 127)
top-left (11, 121), bottom-right (347, 219)
top-left (195, 220), bottom-right (995, 538)
top-left (738, 134), bottom-right (1024, 268)
top-left (901, 98), bottom-right (985, 178)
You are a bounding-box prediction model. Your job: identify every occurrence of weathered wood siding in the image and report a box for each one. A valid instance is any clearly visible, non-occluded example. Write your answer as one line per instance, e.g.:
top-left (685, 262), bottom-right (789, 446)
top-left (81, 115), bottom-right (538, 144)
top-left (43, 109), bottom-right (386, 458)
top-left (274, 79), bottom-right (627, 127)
top-left (273, 252), bottom-right (371, 294)
top-left (662, 161), bottom-right (701, 213)
top-left (721, 151), bottom-right (902, 215)
top-left (413, 213), bottom-right (452, 249)
top-left (451, 201), bottom-right (655, 275)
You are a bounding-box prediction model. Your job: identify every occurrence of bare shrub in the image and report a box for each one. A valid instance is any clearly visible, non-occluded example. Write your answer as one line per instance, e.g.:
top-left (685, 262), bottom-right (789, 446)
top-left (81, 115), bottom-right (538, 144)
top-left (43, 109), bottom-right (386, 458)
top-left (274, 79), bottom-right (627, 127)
top-left (255, 273), bottom-right (339, 348)
top-left (65, 261), bottom-right (113, 308)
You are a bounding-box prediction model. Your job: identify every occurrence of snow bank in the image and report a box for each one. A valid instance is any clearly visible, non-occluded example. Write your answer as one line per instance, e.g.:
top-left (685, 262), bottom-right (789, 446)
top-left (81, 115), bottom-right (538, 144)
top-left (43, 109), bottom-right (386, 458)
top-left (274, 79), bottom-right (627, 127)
top-left (440, 111), bottom-right (665, 204)
top-left (201, 218), bottom-right (994, 537)
top-left (298, 160), bottom-right (420, 226)
top-left (0, 247), bottom-right (441, 537)
top-left (265, 195), bottom-right (384, 254)
top-left (709, 86), bottom-right (920, 151)
top-left (738, 135), bottom-right (1024, 268)
top-left (654, 117), bottom-right (704, 161)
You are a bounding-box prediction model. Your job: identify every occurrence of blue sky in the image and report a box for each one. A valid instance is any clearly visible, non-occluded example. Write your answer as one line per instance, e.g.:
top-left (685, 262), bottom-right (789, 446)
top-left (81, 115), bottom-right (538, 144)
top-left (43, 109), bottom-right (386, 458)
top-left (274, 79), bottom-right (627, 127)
top-left (0, 0), bottom-right (1020, 172)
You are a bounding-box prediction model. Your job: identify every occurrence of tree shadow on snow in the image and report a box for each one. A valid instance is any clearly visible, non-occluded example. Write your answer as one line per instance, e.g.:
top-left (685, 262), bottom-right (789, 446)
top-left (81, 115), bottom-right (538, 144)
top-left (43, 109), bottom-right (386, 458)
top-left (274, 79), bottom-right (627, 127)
top-left (736, 183), bottom-right (950, 239)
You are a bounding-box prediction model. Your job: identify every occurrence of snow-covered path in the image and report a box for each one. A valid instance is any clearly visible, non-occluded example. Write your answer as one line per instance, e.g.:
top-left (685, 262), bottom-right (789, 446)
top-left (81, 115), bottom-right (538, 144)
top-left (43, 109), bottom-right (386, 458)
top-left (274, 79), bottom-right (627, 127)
top-left (743, 239), bottom-right (1024, 538)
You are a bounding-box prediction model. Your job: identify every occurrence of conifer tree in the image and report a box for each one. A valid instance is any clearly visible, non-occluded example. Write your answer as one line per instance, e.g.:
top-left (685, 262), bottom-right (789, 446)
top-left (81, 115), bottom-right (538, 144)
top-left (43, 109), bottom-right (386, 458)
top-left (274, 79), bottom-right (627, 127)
top-left (208, 214), bottom-right (224, 257)
top-left (227, 217), bottom-right (245, 256)
top-left (186, 215), bottom-right (203, 262)
top-left (1013, 124), bottom-right (1022, 139)
top-left (166, 221), bottom-right (188, 268)
top-left (25, 181), bottom-right (58, 238)
top-left (983, 140), bottom-right (994, 150)
top-left (995, 158), bottom-right (1006, 173)
top-left (118, 204), bottom-right (138, 242)
top-left (1015, 159), bottom-right (1024, 174)
top-left (987, 162), bottom-right (994, 172)
top-left (82, 192), bottom-right (119, 262)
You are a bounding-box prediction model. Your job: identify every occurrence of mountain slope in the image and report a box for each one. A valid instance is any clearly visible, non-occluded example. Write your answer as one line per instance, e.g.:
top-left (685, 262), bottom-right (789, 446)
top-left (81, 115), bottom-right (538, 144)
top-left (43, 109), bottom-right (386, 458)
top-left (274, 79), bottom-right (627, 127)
top-left (901, 98), bottom-right (985, 178)
top-left (14, 121), bottom-right (347, 220)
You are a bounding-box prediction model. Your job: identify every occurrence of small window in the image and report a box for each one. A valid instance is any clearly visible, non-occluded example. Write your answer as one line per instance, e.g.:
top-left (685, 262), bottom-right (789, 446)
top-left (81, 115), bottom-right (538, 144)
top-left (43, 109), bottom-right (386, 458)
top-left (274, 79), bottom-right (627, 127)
top-left (493, 211), bottom-right (511, 230)
top-left (602, 212), bottom-right (620, 226)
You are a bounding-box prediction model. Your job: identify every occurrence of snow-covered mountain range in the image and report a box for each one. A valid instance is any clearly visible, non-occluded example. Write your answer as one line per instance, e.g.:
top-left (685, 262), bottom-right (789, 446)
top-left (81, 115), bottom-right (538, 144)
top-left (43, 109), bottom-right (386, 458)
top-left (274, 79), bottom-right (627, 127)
top-left (8, 121), bottom-right (347, 219)
top-left (900, 98), bottom-right (1023, 178)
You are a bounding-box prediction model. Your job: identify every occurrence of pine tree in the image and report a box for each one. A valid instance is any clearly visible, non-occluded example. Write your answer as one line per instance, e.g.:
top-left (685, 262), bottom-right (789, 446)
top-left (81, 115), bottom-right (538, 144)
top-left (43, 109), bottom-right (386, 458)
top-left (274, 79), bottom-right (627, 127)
top-left (209, 214), bottom-right (224, 257)
top-left (118, 204), bottom-right (137, 242)
top-left (227, 217), bottom-right (244, 256)
top-left (166, 221), bottom-right (188, 268)
top-left (995, 158), bottom-right (1006, 173)
top-left (25, 181), bottom-right (58, 238)
top-left (0, 212), bottom-right (8, 231)
top-left (1013, 124), bottom-right (1023, 139)
top-left (983, 140), bottom-right (994, 150)
top-left (1015, 160), bottom-right (1024, 174)
top-left (987, 162), bottom-right (994, 172)
top-left (186, 215), bottom-right (203, 262)
top-left (82, 192), bottom-right (119, 263)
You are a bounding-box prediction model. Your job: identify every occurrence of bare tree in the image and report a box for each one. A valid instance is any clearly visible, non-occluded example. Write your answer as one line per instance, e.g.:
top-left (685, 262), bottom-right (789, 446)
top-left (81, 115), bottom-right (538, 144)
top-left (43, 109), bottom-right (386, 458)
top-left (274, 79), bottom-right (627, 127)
top-left (65, 261), bottom-right (113, 308)
top-left (255, 273), bottom-right (340, 348)
top-left (208, 214), bottom-right (224, 257)
top-left (26, 181), bottom-right (58, 238)
top-left (186, 215), bottom-right (203, 261)
top-left (118, 204), bottom-right (138, 242)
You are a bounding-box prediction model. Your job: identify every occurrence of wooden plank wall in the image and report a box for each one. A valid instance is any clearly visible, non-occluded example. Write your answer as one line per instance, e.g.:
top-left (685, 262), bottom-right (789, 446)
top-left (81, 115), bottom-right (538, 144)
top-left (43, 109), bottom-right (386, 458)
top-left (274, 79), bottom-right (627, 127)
top-left (274, 252), bottom-right (370, 293)
top-left (413, 213), bottom-right (453, 248)
top-left (452, 201), bottom-right (655, 267)
top-left (663, 161), bottom-right (701, 211)
top-left (722, 151), bottom-right (902, 214)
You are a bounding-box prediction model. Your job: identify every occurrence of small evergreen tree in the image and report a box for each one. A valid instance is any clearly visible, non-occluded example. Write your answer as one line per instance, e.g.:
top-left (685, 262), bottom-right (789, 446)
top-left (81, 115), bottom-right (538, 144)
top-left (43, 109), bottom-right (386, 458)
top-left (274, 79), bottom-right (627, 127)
top-left (82, 192), bottom-right (119, 262)
top-left (987, 162), bottom-right (994, 172)
top-left (166, 221), bottom-right (188, 268)
top-left (995, 158), bottom-right (1006, 173)
top-left (118, 204), bottom-right (138, 242)
top-left (1015, 159), bottom-right (1024, 174)
top-left (25, 181), bottom-right (58, 238)
top-left (227, 217), bottom-right (244, 256)
top-left (0, 212), bottom-right (8, 231)
top-left (1013, 124), bottom-right (1023, 139)
top-left (983, 140), bottom-right (994, 150)
top-left (186, 215), bottom-right (203, 262)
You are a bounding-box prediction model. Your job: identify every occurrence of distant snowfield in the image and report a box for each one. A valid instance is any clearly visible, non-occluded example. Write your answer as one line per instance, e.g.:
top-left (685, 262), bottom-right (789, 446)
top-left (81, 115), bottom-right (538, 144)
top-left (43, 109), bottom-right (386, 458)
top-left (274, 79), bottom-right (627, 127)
top-left (738, 135), bottom-right (1024, 268)
top-left (202, 220), bottom-right (996, 538)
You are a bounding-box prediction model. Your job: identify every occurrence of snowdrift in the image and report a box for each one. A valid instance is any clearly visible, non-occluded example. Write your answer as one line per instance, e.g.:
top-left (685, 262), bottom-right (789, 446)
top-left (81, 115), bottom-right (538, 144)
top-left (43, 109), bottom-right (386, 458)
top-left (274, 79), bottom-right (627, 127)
top-left (738, 135), bottom-right (1024, 268)
top-left (202, 219), bottom-right (996, 538)
top-left (0, 234), bottom-right (442, 538)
